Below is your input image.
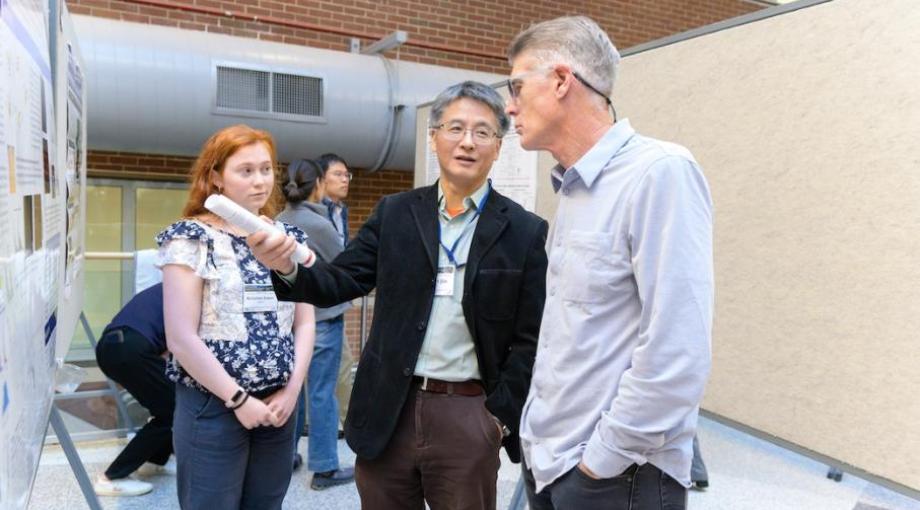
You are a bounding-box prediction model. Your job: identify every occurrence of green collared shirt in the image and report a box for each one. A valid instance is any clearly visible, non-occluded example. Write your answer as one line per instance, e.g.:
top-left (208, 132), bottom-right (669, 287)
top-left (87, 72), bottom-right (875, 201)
top-left (414, 179), bottom-right (490, 382)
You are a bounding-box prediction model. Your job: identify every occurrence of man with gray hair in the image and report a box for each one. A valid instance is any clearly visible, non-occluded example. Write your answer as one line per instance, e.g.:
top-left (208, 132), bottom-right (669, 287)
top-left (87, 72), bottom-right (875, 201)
top-left (247, 80), bottom-right (548, 509)
top-left (506, 16), bottom-right (713, 510)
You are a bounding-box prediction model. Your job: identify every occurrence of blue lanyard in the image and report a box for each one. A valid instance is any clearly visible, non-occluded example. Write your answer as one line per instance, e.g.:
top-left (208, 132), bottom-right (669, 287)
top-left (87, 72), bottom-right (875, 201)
top-left (438, 185), bottom-right (491, 268)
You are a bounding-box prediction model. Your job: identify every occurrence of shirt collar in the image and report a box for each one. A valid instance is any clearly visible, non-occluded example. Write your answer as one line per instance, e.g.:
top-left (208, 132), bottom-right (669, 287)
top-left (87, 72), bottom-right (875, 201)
top-left (551, 119), bottom-right (635, 193)
top-left (437, 179), bottom-right (490, 216)
top-left (322, 196), bottom-right (342, 209)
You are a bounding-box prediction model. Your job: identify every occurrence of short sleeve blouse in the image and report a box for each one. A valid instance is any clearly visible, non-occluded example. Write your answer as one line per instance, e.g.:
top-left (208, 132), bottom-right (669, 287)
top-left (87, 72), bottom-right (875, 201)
top-left (155, 218), bottom-right (308, 394)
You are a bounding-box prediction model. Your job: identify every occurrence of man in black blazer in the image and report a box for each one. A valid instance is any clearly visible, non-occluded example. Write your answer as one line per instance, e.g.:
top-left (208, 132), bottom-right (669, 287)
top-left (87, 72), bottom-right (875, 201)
top-left (248, 81), bottom-right (547, 510)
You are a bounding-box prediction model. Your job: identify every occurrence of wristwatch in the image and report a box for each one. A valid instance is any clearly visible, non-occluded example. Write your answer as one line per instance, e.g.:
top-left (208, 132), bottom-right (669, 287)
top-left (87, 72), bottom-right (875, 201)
top-left (225, 388), bottom-right (247, 408)
top-left (493, 416), bottom-right (511, 438)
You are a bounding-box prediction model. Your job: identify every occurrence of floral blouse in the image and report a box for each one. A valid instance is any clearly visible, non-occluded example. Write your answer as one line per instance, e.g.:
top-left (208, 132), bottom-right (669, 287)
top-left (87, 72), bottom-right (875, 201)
top-left (155, 219), bottom-right (308, 394)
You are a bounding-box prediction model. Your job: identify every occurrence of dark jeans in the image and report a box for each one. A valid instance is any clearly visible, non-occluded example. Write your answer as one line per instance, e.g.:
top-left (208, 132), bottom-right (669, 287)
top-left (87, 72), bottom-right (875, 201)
top-left (355, 383), bottom-right (502, 510)
top-left (95, 327), bottom-right (174, 480)
top-left (173, 384), bottom-right (296, 510)
top-left (522, 459), bottom-right (687, 510)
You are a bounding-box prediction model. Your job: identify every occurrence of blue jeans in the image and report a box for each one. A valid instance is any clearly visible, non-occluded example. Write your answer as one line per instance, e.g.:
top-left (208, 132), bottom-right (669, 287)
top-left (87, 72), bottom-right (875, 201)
top-left (294, 316), bottom-right (344, 473)
top-left (174, 384), bottom-right (295, 510)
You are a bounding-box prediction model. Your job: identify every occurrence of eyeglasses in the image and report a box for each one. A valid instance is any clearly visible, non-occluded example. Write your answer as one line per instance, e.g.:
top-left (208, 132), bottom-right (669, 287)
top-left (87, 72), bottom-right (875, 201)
top-left (327, 171), bottom-right (353, 181)
top-left (506, 66), bottom-right (617, 121)
top-left (505, 66), bottom-right (553, 100)
top-left (434, 124), bottom-right (501, 145)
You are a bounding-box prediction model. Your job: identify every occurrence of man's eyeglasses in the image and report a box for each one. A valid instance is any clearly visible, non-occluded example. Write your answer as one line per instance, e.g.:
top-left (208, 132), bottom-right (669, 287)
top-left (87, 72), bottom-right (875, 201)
top-left (505, 66), bottom-right (617, 121)
top-left (505, 67), bottom-right (552, 100)
top-left (327, 171), bottom-right (353, 181)
top-left (434, 124), bottom-right (501, 145)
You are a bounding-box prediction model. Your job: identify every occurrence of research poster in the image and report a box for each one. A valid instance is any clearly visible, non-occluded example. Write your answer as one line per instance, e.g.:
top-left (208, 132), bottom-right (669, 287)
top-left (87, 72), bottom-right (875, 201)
top-left (0, 0), bottom-right (67, 506)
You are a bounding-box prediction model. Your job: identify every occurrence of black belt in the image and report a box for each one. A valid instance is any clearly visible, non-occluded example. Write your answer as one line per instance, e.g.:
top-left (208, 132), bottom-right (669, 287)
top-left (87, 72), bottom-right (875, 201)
top-left (412, 376), bottom-right (483, 396)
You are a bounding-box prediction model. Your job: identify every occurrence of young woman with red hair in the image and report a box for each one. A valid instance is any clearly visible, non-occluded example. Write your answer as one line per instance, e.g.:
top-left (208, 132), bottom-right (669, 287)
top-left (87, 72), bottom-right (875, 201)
top-left (156, 124), bottom-right (314, 509)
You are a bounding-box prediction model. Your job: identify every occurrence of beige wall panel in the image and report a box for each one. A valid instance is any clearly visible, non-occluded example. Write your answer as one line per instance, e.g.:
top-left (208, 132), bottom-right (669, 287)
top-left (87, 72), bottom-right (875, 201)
top-left (612, 0), bottom-right (920, 491)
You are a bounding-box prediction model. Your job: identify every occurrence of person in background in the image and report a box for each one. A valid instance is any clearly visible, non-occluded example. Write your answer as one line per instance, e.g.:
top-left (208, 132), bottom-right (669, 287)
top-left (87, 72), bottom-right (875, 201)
top-left (93, 283), bottom-right (173, 497)
top-left (277, 158), bottom-right (354, 489)
top-left (317, 153), bottom-right (351, 248)
top-left (507, 16), bottom-right (714, 510)
top-left (317, 152), bottom-right (355, 432)
top-left (158, 124), bottom-right (315, 509)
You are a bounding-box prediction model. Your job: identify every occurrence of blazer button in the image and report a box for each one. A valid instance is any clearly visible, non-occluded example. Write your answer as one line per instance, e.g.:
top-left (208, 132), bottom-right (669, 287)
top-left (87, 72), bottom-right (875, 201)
top-left (417, 321), bottom-right (426, 331)
top-left (403, 368), bottom-right (412, 376)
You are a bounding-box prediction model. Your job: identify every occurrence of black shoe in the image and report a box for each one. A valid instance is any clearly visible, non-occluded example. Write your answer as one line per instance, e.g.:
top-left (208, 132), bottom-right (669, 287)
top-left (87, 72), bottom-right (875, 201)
top-left (691, 479), bottom-right (709, 490)
top-left (292, 454), bottom-right (303, 472)
top-left (310, 467), bottom-right (355, 490)
top-left (337, 430), bottom-right (345, 439)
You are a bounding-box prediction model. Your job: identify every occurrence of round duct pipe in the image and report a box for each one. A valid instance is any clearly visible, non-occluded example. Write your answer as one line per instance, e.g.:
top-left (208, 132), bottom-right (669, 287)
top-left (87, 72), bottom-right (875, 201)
top-left (73, 15), bottom-right (506, 171)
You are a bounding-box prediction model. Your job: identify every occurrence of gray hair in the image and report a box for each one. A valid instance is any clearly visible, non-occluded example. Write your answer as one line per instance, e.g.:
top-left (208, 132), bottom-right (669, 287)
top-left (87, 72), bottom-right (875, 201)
top-left (428, 81), bottom-right (511, 137)
top-left (508, 16), bottom-right (621, 99)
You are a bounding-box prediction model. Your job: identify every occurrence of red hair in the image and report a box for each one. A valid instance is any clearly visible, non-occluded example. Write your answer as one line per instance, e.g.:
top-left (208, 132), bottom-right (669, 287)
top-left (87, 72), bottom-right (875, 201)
top-left (182, 124), bottom-right (283, 218)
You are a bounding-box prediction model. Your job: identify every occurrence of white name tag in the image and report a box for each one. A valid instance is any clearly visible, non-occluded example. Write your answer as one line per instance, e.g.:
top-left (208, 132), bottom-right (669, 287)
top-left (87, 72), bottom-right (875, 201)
top-left (243, 284), bottom-right (278, 312)
top-left (435, 266), bottom-right (455, 297)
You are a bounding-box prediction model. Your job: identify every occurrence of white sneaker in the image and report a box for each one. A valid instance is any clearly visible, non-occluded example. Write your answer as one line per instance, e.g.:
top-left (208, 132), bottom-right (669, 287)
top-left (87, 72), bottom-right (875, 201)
top-left (135, 461), bottom-right (176, 477)
top-left (93, 475), bottom-right (153, 497)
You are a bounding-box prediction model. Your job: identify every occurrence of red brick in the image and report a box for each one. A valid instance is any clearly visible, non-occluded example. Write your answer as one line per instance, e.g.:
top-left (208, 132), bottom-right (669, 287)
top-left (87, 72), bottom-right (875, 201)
top-left (69, 0), bottom-right (765, 76)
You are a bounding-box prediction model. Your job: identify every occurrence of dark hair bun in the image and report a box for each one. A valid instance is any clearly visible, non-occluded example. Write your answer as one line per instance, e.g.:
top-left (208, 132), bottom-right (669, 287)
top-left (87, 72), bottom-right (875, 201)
top-left (282, 159), bottom-right (322, 203)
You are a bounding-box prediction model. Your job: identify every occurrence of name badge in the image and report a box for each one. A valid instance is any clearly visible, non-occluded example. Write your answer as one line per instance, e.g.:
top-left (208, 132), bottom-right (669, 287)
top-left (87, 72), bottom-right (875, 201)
top-left (435, 266), bottom-right (455, 297)
top-left (243, 284), bottom-right (278, 312)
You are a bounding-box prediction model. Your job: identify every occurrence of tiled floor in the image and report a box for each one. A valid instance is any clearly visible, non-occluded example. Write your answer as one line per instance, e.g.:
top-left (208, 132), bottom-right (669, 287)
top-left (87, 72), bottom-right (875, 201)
top-left (26, 416), bottom-right (920, 509)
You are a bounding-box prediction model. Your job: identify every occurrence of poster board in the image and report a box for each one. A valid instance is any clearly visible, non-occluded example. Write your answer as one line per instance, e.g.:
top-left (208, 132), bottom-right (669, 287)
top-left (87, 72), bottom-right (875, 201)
top-left (0, 0), bottom-right (86, 507)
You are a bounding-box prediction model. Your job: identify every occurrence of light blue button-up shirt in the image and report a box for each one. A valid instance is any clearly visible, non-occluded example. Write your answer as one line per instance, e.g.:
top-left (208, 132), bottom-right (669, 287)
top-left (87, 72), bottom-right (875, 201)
top-left (520, 119), bottom-right (714, 492)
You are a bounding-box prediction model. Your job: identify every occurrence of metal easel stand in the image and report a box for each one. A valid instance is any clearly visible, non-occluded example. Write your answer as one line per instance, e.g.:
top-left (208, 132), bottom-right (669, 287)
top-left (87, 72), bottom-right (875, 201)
top-left (74, 311), bottom-right (136, 433)
top-left (48, 405), bottom-right (103, 510)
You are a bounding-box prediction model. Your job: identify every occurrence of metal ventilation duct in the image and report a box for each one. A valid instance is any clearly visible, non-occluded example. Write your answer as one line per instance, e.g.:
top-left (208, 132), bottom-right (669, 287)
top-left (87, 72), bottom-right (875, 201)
top-left (73, 15), bottom-right (506, 171)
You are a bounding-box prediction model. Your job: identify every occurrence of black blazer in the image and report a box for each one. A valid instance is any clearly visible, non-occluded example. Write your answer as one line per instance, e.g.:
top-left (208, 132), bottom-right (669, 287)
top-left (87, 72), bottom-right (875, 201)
top-left (271, 183), bottom-right (548, 462)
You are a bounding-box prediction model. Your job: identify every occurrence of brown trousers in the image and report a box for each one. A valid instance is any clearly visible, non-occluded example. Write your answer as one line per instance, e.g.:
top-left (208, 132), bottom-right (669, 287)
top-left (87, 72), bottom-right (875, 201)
top-left (355, 384), bottom-right (503, 510)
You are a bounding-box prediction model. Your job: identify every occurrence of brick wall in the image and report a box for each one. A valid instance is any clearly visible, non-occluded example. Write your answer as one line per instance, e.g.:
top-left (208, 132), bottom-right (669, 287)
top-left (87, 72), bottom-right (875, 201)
top-left (83, 0), bottom-right (764, 356)
top-left (70, 0), bottom-right (763, 74)
top-left (88, 150), bottom-right (196, 181)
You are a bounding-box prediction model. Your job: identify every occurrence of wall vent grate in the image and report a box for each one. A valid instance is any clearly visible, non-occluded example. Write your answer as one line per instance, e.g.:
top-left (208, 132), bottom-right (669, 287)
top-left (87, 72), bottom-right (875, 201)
top-left (216, 66), bottom-right (270, 112)
top-left (273, 73), bottom-right (323, 116)
top-left (216, 65), bottom-right (323, 120)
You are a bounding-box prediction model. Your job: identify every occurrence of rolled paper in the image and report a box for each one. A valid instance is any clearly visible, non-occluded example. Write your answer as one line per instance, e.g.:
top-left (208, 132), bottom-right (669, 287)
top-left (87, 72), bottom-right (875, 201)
top-left (204, 194), bottom-right (315, 267)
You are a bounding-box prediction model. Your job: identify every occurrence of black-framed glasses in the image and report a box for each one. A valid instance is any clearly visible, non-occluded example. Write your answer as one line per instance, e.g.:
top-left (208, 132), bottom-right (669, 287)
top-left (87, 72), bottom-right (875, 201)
top-left (434, 123), bottom-right (501, 145)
